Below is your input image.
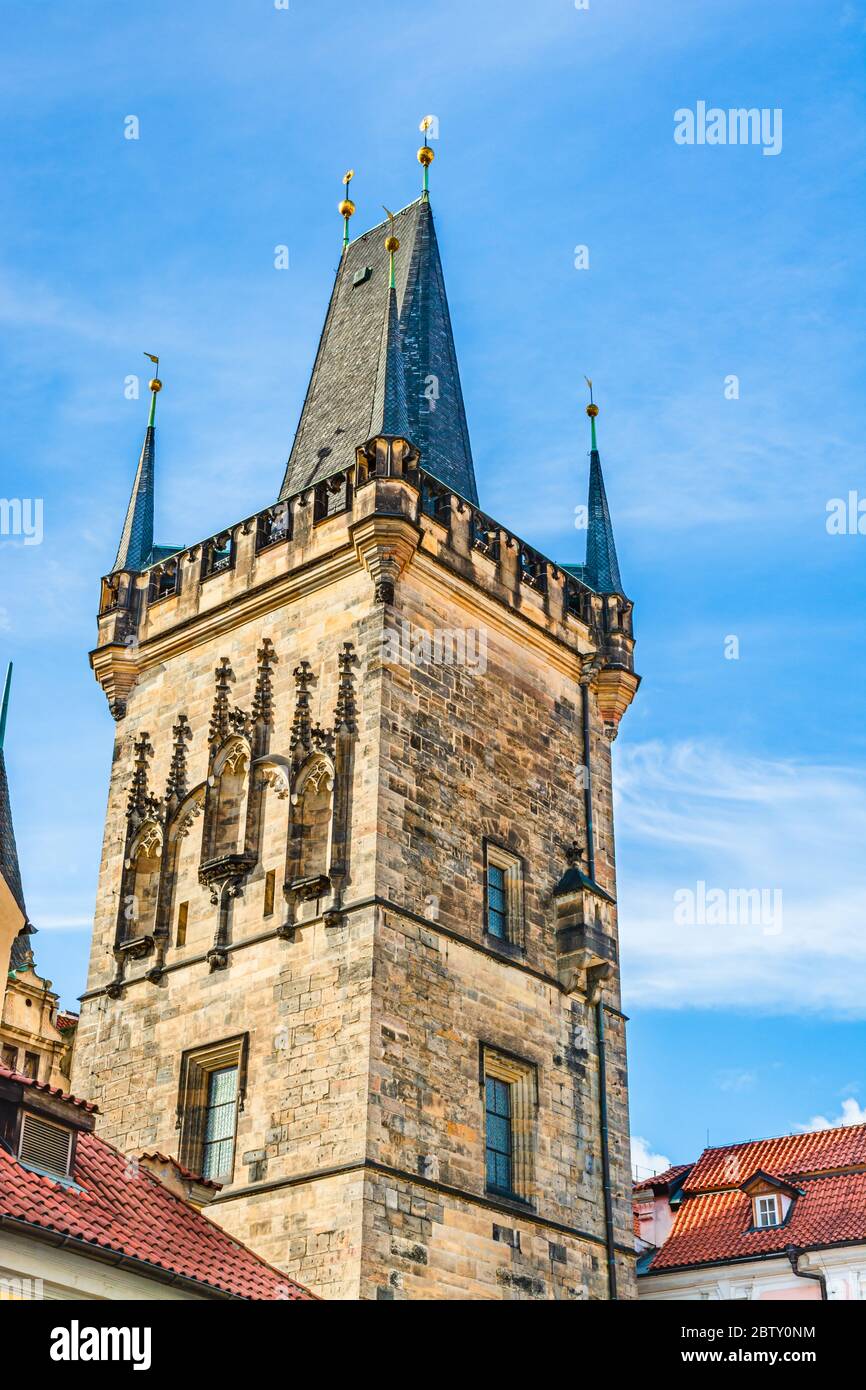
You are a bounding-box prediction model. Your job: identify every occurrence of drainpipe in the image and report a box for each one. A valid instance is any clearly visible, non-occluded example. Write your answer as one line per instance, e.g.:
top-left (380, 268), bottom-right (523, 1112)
top-left (785, 1245), bottom-right (827, 1300)
top-left (583, 674), bottom-right (616, 1297)
top-left (595, 995), bottom-right (618, 1300)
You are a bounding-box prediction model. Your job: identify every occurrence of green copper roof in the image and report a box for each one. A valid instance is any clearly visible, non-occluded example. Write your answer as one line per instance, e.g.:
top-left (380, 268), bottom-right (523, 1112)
top-left (112, 421), bottom-right (156, 573)
top-left (0, 663), bottom-right (10, 752)
top-left (585, 443), bottom-right (623, 595)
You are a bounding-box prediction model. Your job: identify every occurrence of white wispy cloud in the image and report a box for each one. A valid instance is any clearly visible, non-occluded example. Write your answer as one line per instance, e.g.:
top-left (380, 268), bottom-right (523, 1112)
top-left (631, 1135), bottom-right (673, 1181)
top-left (796, 1097), bottom-right (866, 1133)
top-left (616, 740), bottom-right (866, 1015)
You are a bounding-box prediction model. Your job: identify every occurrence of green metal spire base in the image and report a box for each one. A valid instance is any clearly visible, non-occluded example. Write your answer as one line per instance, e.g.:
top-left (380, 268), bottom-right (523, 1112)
top-left (0, 664), bottom-right (11, 751)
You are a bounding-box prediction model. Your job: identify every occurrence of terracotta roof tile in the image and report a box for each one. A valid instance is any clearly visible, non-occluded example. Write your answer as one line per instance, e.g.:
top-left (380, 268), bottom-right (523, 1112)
top-left (684, 1123), bottom-right (866, 1191)
top-left (648, 1123), bottom-right (866, 1272)
top-left (0, 1064), bottom-right (96, 1112)
top-left (0, 1071), bottom-right (315, 1300)
top-left (634, 1163), bottom-right (691, 1192)
top-left (651, 1172), bottom-right (866, 1270)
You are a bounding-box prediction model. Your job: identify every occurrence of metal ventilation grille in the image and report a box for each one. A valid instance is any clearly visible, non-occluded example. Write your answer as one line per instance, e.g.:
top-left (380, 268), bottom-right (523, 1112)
top-left (19, 1113), bottom-right (72, 1177)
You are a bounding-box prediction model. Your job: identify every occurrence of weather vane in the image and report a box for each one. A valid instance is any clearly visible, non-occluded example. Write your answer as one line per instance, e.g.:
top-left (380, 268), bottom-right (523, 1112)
top-left (339, 169), bottom-right (355, 254)
top-left (418, 116), bottom-right (435, 196)
top-left (144, 352), bottom-right (162, 425)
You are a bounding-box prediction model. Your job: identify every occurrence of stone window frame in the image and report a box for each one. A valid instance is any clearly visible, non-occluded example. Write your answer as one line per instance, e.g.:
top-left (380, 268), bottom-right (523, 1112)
top-left (177, 1034), bottom-right (249, 1183)
top-left (263, 868), bottom-right (276, 917)
top-left (482, 839), bottom-right (525, 952)
top-left (479, 1043), bottom-right (538, 1208)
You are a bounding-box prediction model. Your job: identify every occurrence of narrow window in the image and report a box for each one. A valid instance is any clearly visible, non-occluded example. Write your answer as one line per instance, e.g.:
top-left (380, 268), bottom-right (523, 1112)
top-left (754, 1194), bottom-right (780, 1228)
top-left (485, 1075), bottom-right (513, 1194)
top-left (482, 1047), bottom-right (537, 1205)
top-left (263, 869), bottom-right (276, 918)
top-left (202, 1065), bottom-right (239, 1181)
top-left (484, 843), bottom-right (524, 945)
top-left (22, 1052), bottom-right (40, 1081)
top-left (486, 863), bottom-right (507, 939)
top-left (178, 1035), bottom-right (248, 1184)
top-left (1, 1044), bottom-right (18, 1071)
top-left (176, 901), bottom-right (189, 947)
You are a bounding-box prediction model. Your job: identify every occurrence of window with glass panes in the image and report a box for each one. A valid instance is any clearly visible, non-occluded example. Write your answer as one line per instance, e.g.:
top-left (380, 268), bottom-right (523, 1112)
top-left (201, 1065), bottom-right (239, 1180)
top-left (485, 1075), bottom-right (513, 1194)
top-left (486, 862), bottom-right (507, 939)
top-left (754, 1194), bottom-right (780, 1228)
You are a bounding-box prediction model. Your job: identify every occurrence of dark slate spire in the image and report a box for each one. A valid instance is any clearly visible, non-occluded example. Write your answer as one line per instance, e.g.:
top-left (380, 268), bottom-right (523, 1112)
top-left (369, 278), bottom-right (410, 439)
top-left (0, 665), bottom-right (36, 971)
top-left (583, 398), bottom-right (624, 596)
top-left (112, 368), bottom-right (162, 574)
top-left (0, 665), bottom-right (25, 918)
top-left (279, 197), bottom-right (478, 504)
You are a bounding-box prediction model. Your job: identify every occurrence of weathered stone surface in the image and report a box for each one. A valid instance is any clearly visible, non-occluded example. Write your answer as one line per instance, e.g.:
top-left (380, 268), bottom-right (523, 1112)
top-left (75, 469), bottom-right (637, 1301)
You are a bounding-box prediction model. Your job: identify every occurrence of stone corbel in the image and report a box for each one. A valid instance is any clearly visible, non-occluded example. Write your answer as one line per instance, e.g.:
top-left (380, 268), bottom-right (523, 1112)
top-left (90, 642), bottom-right (141, 721)
top-left (199, 854), bottom-right (253, 971)
top-left (592, 666), bottom-right (640, 741)
top-left (351, 512), bottom-right (420, 605)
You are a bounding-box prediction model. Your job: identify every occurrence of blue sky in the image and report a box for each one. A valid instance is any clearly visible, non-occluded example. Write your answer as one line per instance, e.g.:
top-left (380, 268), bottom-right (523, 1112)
top-left (2, 0), bottom-right (864, 1172)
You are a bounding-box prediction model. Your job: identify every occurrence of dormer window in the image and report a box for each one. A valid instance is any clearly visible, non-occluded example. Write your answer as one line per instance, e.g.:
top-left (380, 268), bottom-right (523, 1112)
top-left (754, 1193), bottom-right (781, 1228)
top-left (0, 1071), bottom-right (94, 1187)
top-left (19, 1112), bottom-right (73, 1180)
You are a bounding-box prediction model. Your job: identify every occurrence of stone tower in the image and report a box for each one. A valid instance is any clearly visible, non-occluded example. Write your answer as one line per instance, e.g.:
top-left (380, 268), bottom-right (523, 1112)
top-left (73, 176), bottom-right (639, 1300)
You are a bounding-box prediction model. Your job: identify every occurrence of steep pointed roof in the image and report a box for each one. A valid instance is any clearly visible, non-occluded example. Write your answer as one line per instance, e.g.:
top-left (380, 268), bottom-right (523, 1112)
top-left (562, 407), bottom-right (625, 596)
top-left (112, 373), bottom-right (173, 574)
top-left (279, 197), bottom-right (478, 503)
top-left (583, 408), bottom-right (624, 595)
top-left (113, 414), bottom-right (155, 573)
top-left (0, 666), bottom-right (35, 971)
top-left (370, 285), bottom-right (410, 439)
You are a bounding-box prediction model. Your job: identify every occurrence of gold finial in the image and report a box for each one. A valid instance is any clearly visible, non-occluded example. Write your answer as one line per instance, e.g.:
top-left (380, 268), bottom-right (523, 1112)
top-left (418, 116), bottom-right (435, 196)
top-left (382, 205), bottom-right (400, 254)
top-left (382, 205), bottom-right (399, 288)
top-left (584, 376), bottom-right (599, 450)
top-left (340, 170), bottom-right (356, 252)
top-left (144, 353), bottom-right (162, 425)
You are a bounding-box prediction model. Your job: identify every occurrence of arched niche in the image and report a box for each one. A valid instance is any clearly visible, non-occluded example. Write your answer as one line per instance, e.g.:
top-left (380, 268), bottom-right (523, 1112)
top-left (209, 736), bottom-right (251, 860)
top-left (289, 753), bottom-right (335, 893)
top-left (123, 820), bottom-right (163, 941)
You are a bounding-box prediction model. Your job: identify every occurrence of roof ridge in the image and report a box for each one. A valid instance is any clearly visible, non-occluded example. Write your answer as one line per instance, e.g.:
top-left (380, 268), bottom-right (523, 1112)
top-left (694, 1120), bottom-right (866, 1157)
top-left (349, 195), bottom-right (426, 241)
top-left (0, 1064), bottom-right (96, 1112)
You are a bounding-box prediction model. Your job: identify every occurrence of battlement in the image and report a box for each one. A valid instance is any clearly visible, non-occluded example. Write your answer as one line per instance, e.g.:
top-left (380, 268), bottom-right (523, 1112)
top-left (92, 447), bottom-right (637, 725)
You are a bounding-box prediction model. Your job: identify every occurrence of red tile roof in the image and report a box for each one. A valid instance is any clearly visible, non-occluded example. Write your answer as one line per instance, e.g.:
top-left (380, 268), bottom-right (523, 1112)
top-left (648, 1123), bottom-right (866, 1273)
top-left (1, 1065), bottom-right (96, 1112)
top-left (138, 1151), bottom-right (222, 1190)
top-left (634, 1163), bottom-right (691, 1192)
top-left (0, 1069), bottom-right (315, 1300)
top-left (684, 1124), bottom-right (866, 1191)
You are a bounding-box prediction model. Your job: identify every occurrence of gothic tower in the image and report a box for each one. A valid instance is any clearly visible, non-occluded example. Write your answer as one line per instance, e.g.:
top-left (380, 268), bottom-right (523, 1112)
top-left (73, 156), bottom-right (639, 1300)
